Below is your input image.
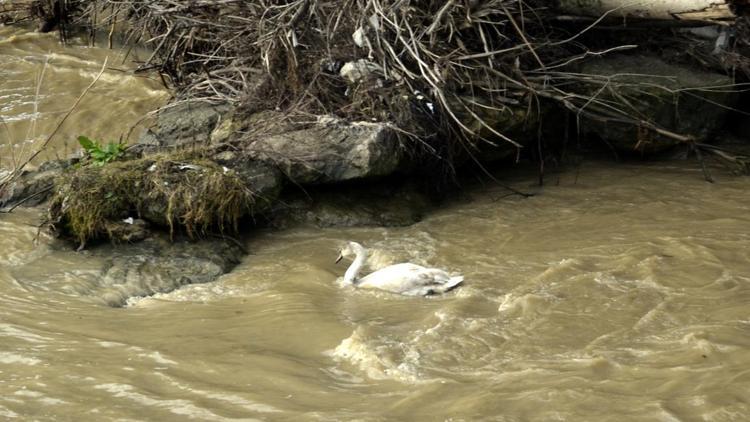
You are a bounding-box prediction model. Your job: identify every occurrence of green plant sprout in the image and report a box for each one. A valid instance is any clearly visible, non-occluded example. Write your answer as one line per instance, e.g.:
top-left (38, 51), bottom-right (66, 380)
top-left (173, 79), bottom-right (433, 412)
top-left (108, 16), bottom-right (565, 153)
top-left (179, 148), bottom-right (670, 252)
top-left (77, 135), bottom-right (126, 166)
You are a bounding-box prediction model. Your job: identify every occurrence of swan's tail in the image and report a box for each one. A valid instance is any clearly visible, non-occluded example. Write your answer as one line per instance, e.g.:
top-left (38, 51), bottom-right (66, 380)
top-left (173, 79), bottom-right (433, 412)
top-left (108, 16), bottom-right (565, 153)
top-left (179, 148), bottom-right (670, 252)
top-left (438, 275), bottom-right (464, 293)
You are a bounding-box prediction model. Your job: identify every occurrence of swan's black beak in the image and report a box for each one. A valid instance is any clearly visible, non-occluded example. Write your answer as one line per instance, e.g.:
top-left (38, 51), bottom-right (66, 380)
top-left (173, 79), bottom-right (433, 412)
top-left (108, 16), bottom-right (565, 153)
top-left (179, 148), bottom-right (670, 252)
top-left (335, 253), bottom-right (343, 264)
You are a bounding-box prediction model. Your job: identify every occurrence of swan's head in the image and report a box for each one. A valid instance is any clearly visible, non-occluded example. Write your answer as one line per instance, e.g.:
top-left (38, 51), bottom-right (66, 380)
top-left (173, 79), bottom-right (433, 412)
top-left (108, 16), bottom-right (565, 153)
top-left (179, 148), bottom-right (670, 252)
top-left (336, 241), bottom-right (366, 263)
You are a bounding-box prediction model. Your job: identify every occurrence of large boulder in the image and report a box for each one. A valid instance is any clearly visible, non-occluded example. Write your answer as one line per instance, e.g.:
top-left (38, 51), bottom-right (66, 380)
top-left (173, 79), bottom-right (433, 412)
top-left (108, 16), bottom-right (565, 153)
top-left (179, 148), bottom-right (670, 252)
top-left (577, 55), bottom-right (737, 153)
top-left (246, 116), bottom-right (403, 184)
top-left (138, 102), bottom-right (230, 148)
top-left (142, 106), bottom-right (405, 186)
top-left (211, 150), bottom-right (284, 210)
top-left (210, 110), bottom-right (297, 145)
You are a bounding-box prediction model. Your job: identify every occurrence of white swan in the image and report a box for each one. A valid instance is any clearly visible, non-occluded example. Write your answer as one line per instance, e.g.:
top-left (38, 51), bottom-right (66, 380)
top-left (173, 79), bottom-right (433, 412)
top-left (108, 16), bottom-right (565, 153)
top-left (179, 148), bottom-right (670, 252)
top-left (335, 241), bottom-right (464, 296)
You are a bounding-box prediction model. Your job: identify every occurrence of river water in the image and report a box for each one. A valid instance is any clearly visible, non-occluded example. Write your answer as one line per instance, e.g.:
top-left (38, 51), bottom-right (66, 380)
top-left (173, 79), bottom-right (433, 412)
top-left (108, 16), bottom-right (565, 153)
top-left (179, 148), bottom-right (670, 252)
top-left (2, 26), bottom-right (750, 421)
top-left (0, 25), bottom-right (168, 167)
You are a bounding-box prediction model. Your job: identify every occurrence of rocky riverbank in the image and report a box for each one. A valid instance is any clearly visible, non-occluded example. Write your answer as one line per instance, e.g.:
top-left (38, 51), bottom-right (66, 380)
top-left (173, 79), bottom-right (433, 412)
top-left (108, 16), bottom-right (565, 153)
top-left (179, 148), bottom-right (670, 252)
top-left (2, 1), bottom-right (749, 305)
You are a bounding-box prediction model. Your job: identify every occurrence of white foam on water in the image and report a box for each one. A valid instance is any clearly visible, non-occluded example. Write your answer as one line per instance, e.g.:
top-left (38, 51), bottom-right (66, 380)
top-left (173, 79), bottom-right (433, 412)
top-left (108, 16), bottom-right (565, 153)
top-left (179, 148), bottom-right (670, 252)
top-left (0, 405), bottom-right (19, 419)
top-left (497, 293), bottom-right (555, 318)
top-left (143, 351), bottom-right (177, 366)
top-left (0, 352), bottom-right (41, 366)
top-left (93, 383), bottom-right (260, 421)
top-left (13, 389), bottom-right (42, 398)
top-left (97, 341), bottom-right (126, 348)
top-left (328, 327), bottom-right (425, 384)
top-left (125, 280), bottom-right (262, 307)
top-left (0, 324), bottom-right (51, 344)
top-left (152, 372), bottom-right (282, 414)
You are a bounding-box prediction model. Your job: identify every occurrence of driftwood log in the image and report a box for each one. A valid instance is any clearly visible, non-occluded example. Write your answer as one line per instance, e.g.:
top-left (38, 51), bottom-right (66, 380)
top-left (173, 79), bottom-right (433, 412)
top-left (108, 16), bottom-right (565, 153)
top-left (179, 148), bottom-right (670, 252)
top-left (556, 0), bottom-right (740, 24)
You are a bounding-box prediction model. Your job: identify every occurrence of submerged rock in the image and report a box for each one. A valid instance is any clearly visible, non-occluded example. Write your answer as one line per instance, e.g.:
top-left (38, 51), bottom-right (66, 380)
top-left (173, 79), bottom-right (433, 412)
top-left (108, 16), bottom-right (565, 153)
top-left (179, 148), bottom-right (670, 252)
top-left (88, 236), bottom-right (244, 307)
top-left (577, 55), bottom-right (737, 153)
top-left (270, 183), bottom-right (429, 228)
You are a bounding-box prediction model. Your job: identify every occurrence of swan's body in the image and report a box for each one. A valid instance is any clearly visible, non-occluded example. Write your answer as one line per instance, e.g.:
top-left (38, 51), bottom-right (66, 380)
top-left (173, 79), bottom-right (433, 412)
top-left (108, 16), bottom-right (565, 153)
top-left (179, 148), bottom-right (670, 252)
top-left (336, 241), bottom-right (463, 296)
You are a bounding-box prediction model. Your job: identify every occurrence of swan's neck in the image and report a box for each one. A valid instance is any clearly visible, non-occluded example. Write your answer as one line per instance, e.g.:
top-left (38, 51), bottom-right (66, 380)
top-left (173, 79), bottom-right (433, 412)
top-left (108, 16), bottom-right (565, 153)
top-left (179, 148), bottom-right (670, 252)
top-left (344, 249), bottom-right (367, 285)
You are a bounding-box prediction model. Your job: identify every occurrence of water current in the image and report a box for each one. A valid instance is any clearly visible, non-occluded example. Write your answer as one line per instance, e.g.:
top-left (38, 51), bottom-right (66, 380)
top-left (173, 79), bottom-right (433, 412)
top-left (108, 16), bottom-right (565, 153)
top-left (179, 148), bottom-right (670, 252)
top-left (2, 25), bottom-right (750, 421)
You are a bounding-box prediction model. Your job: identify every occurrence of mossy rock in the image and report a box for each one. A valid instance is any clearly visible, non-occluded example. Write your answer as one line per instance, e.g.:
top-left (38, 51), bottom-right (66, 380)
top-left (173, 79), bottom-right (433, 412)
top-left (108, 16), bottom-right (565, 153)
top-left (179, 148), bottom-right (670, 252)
top-left (47, 153), bottom-right (259, 247)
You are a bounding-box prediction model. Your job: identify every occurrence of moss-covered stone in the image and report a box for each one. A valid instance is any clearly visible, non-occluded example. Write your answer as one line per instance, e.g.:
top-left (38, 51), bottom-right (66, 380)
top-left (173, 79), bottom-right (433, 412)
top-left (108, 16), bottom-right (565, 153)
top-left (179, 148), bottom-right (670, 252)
top-left (47, 152), bottom-right (260, 247)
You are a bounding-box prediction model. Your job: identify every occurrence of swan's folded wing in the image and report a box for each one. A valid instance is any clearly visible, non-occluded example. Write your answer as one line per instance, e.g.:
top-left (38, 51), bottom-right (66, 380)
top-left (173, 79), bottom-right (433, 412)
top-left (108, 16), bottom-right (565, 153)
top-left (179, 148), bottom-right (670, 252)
top-left (417, 268), bottom-right (454, 284)
top-left (357, 263), bottom-right (428, 291)
top-left (357, 264), bottom-right (459, 294)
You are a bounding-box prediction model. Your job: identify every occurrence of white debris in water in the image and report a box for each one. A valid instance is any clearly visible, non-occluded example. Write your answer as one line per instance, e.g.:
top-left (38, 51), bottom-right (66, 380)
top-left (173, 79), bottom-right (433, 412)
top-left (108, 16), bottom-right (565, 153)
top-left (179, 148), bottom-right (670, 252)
top-left (368, 14), bottom-right (380, 31)
top-left (352, 27), bottom-right (367, 48)
top-left (339, 59), bottom-right (383, 84)
top-left (122, 217), bottom-right (134, 225)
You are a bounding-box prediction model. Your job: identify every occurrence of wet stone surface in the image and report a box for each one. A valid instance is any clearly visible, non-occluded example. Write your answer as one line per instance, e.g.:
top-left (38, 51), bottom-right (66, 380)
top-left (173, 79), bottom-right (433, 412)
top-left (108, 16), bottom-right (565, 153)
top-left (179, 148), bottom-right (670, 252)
top-left (87, 235), bottom-right (245, 307)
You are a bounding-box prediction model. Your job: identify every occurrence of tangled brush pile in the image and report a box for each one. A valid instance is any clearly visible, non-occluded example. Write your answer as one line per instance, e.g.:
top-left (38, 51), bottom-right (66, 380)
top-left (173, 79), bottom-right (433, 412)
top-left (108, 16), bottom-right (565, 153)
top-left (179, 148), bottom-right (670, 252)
top-left (70, 1), bottom-right (585, 151)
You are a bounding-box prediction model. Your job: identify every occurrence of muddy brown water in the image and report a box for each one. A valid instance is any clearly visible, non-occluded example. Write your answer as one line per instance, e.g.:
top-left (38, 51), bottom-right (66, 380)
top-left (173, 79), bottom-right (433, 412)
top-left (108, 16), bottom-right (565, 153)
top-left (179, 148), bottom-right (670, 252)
top-left (2, 26), bottom-right (750, 421)
top-left (0, 25), bottom-right (168, 167)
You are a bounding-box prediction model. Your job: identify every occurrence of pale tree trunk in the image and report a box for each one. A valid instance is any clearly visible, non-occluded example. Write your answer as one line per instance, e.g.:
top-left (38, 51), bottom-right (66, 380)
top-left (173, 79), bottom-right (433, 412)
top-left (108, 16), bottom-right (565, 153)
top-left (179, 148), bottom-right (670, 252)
top-left (556, 0), bottom-right (738, 23)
